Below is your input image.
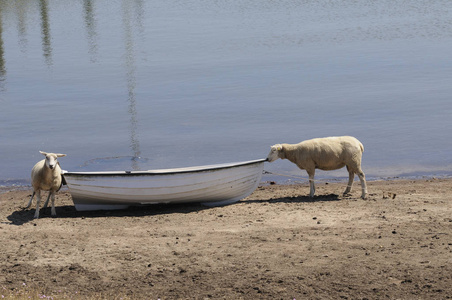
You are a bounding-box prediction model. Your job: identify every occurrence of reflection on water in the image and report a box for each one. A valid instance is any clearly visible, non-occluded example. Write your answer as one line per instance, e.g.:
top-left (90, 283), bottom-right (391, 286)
top-left (122, 0), bottom-right (141, 170)
top-left (0, 0), bottom-right (144, 171)
top-left (15, 1), bottom-right (28, 53)
top-left (0, 9), bottom-right (5, 93)
top-left (83, 0), bottom-right (98, 63)
top-left (39, 0), bottom-right (52, 67)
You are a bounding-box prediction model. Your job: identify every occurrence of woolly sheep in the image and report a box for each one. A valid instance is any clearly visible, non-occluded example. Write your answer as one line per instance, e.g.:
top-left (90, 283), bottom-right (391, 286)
top-left (267, 136), bottom-right (367, 199)
top-left (26, 151), bottom-right (66, 218)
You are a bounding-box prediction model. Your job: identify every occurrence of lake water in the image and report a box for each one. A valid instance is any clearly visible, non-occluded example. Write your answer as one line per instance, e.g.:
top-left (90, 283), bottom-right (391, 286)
top-left (1, 0), bottom-right (452, 186)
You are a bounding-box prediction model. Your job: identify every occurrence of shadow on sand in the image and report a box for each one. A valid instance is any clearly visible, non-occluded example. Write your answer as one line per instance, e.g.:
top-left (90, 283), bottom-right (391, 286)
top-left (242, 193), bottom-right (342, 205)
top-left (7, 202), bottom-right (210, 226)
top-left (7, 193), bottom-right (343, 225)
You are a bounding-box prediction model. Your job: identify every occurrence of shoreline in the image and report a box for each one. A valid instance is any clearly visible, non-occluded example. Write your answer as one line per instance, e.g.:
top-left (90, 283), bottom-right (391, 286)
top-left (2, 172), bottom-right (451, 193)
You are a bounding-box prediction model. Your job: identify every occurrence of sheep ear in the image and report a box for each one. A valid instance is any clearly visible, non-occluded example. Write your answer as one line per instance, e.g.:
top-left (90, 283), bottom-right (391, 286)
top-left (276, 144), bottom-right (283, 151)
top-left (56, 154), bottom-right (67, 157)
top-left (39, 151), bottom-right (47, 156)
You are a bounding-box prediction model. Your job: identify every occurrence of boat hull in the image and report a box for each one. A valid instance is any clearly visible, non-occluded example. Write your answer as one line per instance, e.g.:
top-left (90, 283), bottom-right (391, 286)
top-left (63, 159), bottom-right (266, 211)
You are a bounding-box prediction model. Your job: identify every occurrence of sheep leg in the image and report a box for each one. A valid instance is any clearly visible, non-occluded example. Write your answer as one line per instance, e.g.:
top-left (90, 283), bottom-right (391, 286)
top-left (26, 191), bottom-right (35, 209)
top-left (357, 170), bottom-right (368, 199)
top-left (34, 190), bottom-right (42, 219)
top-left (43, 192), bottom-right (51, 209)
top-left (50, 192), bottom-right (56, 216)
top-left (344, 167), bottom-right (354, 195)
top-left (306, 170), bottom-right (315, 198)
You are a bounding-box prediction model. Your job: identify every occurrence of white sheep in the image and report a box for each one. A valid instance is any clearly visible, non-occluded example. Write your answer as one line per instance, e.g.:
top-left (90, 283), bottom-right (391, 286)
top-left (26, 151), bottom-right (66, 218)
top-left (267, 136), bottom-right (368, 199)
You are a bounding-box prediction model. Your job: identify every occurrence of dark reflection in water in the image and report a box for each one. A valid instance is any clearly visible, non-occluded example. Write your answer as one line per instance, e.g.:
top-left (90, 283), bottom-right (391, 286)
top-left (122, 0), bottom-right (142, 170)
top-left (39, 0), bottom-right (52, 67)
top-left (0, 0), bottom-right (145, 171)
top-left (16, 1), bottom-right (28, 53)
top-left (83, 0), bottom-right (98, 63)
top-left (0, 9), bottom-right (6, 93)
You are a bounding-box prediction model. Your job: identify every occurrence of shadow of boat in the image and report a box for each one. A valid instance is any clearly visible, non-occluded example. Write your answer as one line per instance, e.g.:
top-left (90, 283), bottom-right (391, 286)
top-left (6, 192), bottom-right (342, 226)
top-left (7, 202), bottom-right (210, 225)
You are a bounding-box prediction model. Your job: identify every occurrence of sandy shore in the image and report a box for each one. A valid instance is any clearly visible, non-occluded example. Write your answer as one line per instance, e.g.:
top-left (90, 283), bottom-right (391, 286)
top-left (1, 178), bottom-right (451, 299)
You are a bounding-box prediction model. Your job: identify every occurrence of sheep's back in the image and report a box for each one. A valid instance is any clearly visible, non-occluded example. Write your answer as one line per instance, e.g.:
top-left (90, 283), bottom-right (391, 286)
top-left (296, 136), bottom-right (363, 170)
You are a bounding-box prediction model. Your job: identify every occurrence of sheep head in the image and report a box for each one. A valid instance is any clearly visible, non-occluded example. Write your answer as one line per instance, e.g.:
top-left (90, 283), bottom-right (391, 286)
top-left (267, 144), bottom-right (284, 162)
top-left (39, 151), bottom-right (67, 170)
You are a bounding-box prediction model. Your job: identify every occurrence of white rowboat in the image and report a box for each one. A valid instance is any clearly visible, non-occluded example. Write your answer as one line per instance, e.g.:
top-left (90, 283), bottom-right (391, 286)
top-left (62, 159), bottom-right (266, 211)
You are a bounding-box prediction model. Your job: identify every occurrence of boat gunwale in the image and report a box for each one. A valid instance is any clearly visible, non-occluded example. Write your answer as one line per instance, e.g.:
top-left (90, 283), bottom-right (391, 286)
top-left (62, 158), bottom-right (267, 177)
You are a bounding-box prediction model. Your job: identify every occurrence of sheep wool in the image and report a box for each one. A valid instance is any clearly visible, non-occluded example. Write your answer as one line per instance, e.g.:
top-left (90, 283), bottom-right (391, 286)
top-left (267, 136), bottom-right (367, 199)
top-left (27, 151), bottom-right (66, 219)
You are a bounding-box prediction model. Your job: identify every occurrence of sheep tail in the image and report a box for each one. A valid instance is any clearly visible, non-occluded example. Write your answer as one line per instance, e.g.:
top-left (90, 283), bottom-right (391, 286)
top-left (359, 142), bottom-right (364, 153)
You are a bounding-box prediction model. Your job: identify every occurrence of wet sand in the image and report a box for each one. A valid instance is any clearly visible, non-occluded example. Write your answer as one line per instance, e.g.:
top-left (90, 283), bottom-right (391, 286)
top-left (1, 178), bottom-right (451, 299)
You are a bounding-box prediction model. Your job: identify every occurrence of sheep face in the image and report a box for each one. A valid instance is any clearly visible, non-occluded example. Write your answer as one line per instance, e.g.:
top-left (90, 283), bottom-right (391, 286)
top-left (40, 151), bottom-right (66, 170)
top-left (267, 144), bottom-right (283, 162)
